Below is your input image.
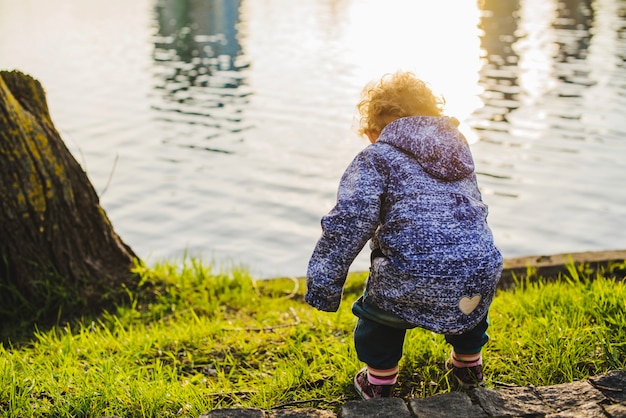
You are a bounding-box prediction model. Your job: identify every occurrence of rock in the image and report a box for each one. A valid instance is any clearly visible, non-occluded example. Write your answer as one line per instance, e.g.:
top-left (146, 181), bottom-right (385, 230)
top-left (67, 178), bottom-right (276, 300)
top-left (546, 402), bottom-right (611, 418)
top-left (589, 370), bottom-right (626, 403)
top-left (603, 402), bottom-right (626, 418)
top-left (269, 408), bottom-right (337, 417)
top-left (473, 386), bottom-right (550, 416)
top-left (200, 408), bottom-right (338, 418)
top-left (537, 380), bottom-right (606, 412)
top-left (408, 391), bottom-right (487, 418)
top-left (200, 408), bottom-right (266, 418)
top-left (341, 398), bottom-right (412, 418)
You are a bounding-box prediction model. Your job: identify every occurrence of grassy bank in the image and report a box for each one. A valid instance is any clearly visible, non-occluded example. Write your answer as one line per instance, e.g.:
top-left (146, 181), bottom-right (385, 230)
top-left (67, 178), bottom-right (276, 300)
top-left (1, 258), bottom-right (625, 417)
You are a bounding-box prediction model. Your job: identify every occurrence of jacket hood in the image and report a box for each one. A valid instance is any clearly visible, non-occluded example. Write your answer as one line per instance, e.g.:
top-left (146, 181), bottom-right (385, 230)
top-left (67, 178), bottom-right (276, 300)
top-left (376, 116), bottom-right (475, 181)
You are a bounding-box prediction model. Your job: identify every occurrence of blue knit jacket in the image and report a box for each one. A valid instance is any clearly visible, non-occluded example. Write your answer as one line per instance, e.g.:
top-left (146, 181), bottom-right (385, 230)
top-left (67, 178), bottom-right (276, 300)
top-left (305, 116), bottom-right (503, 334)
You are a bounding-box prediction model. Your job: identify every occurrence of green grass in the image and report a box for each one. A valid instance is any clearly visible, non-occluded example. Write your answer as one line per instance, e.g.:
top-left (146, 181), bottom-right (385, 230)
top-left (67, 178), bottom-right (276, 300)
top-left (0, 258), bottom-right (624, 417)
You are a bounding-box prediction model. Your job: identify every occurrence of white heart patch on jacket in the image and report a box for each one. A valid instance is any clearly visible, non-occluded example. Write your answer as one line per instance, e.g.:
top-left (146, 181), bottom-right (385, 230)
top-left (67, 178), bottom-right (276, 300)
top-left (459, 294), bottom-right (481, 315)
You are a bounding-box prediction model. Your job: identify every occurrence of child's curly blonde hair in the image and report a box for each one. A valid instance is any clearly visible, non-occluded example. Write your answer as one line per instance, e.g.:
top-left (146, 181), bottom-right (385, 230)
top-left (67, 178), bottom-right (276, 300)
top-left (356, 71), bottom-right (445, 137)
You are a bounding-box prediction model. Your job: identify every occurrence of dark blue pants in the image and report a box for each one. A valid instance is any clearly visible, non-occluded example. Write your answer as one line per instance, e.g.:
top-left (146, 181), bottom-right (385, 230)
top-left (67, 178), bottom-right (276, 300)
top-left (352, 294), bottom-right (489, 370)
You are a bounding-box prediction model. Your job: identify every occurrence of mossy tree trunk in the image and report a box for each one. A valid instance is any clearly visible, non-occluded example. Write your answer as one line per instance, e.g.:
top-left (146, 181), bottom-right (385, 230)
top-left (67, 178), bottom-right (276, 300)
top-left (0, 70), bottom-right (139, 327)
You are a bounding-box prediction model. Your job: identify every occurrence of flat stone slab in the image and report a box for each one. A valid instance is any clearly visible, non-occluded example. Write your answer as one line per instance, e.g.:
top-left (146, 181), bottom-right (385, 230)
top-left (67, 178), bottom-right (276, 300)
top-left (408, 392), bottom-right (487, 418)
top-left (269, 408), bottom-right (336, 417)
top-left (546, 401), bottom-right (613, 418)
top-left (473, 386), bottom-right (550, 417)
top-left (603, 402), bottom-right (626, 418)
top-left (201, 408), bottom-right (266, 418)
top-left (341, 398), bottom-right (412, 418)
top-left (537, 380), bottom-right (607, 412)
top-left (589, 370), bottom-right (626, 403)
top-left (201, 408), bottom-right (338, 418)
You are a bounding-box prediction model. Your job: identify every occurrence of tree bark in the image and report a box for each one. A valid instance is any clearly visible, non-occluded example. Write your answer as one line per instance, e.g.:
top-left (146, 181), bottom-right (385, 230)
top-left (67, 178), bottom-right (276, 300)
top-left (0, 70), bottom-right (138, 326)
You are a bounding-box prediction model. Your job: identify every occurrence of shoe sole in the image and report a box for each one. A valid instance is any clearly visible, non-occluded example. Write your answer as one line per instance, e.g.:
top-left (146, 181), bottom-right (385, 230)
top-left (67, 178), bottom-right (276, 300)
top-left (354, 367), bottom-right (372, 400)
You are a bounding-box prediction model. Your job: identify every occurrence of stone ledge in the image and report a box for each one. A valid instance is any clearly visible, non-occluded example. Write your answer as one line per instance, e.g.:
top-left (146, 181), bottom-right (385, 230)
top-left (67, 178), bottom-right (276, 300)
top-left (201, 370), bottom-right (626, 418)
top-left (498, 249), bottom-right (626, 289)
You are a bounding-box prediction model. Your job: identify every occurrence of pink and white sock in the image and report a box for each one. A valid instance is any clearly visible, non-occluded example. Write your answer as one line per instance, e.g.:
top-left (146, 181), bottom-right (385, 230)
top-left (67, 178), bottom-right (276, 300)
top-left (450, 350), bottom-right (482, 368)
top-left (367, 365), bottom-right (399, 385)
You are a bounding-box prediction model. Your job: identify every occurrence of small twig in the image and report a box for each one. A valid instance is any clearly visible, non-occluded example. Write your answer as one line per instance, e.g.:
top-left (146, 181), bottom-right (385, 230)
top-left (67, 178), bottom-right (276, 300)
top-left (206, 390), bottom-right (256, 401)
top-left (272, 396), bottom-right (345, 409)
top-left (99, 154), bottom-right (119, 198)
top-left (223, 307), bottom-right (301, 332)
top-left (493, 381), bottom-right (520, 388)
top-left (65, 131), bottom-right (89, 173)
top-left (288, 306), bottom-right (300, 324)
top-left (252, 278), bottom-right (261, 297)
top-left (225, 322), bottom-right (297, 332)
top-left (228, 324), bottom-right (295, 332)
top-left (252, 276), bottom-right (300, 300)
top-left (282, 277), bottom-right (299, 299)
top-left (271, 399), bottom-right (328, 408)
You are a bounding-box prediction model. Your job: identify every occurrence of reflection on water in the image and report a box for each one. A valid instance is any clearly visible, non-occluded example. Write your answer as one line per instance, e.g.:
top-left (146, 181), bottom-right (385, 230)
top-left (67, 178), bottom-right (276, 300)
top-left (471, 0), bottom-right (626, 257)
top-left (475, 0), bottom-right (521, 125)
top-left (152, 0), bottom-right (251, 155)
top-left (476, 0), bottom-right (596, 130)
top-left (1, 0), bottom-right (624, 277)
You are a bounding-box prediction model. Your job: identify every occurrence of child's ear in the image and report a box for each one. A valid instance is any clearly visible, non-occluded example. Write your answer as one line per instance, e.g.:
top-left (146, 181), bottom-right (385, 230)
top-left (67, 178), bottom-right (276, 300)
top-left (365, 130), bottom-right (379, 143)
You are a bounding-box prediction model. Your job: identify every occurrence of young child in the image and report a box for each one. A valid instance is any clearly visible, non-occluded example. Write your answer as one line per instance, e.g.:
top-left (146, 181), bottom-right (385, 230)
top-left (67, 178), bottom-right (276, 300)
top-left (305, 71), bottom-right (503, 399)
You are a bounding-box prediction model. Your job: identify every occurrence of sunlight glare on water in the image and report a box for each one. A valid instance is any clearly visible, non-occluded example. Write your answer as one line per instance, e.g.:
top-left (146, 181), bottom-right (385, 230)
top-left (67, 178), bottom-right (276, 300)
top-left (345, 1), bottom-right (483, 142)
top-left (515, 0), bottom-right (559, 105)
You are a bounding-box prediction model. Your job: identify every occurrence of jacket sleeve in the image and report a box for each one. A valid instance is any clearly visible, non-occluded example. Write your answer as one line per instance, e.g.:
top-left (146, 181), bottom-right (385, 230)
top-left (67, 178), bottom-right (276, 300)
top-left (305, 148), bottom-right (385, 311)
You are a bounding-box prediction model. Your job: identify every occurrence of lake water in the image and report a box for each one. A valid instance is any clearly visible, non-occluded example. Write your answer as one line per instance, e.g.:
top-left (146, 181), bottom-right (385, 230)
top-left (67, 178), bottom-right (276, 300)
top-left (1, 0), bottom-right (625, 278)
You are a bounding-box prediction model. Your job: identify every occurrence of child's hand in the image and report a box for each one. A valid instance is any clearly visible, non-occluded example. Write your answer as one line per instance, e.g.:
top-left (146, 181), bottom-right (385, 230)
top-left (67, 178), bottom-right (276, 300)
top-left (304, 288), bottom-right (341, 312)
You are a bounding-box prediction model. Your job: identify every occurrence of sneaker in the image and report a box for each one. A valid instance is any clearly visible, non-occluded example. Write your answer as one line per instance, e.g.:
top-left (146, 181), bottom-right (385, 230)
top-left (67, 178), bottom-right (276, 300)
top-left (354, 367), bottom-right (394, 399)
top-left (445, 355), bottom-right (485, 389)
